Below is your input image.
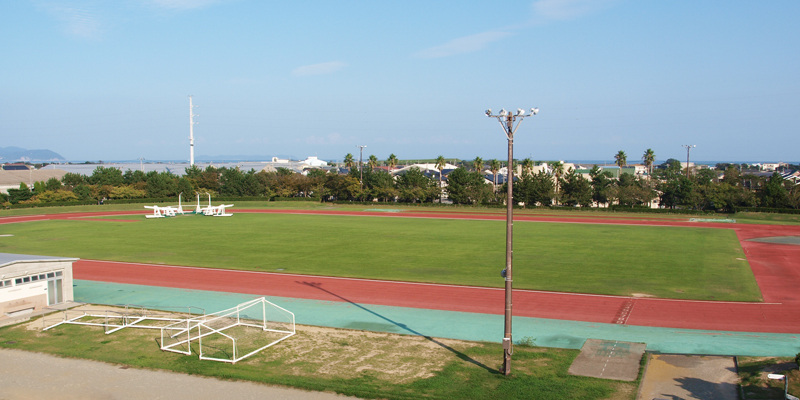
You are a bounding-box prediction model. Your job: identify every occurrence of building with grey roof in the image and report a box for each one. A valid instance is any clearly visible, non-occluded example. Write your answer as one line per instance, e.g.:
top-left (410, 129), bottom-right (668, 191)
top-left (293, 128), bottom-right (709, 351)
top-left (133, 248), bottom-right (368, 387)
top-left (0, 253), bottom-right (77, 320)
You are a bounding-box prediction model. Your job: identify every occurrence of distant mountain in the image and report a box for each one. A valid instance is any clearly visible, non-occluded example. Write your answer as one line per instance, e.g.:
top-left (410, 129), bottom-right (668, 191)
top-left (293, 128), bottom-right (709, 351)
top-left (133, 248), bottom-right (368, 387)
top-left (195, 154), bottom-right (296, 162)
top-left (0, 147), bottom-right (66, 162)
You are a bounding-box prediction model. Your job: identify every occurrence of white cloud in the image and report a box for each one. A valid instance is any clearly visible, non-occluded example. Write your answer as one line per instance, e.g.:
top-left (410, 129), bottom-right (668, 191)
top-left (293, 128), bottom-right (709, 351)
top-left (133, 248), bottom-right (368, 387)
top-left (142, 0), bottom-right (221, 10)
top-left (415, 31), bottom-right (512, 59)
top-left (39, 3), bottom-right (103, 39)
top-left (291, 61), bottom-right (347, 77)
top-left (532, 0), bottom-right (618, 20)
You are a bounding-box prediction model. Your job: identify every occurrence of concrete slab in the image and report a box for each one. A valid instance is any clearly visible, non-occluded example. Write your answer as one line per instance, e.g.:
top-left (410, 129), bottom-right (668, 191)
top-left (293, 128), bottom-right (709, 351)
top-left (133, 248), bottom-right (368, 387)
top-left (637, 354), bottom-right (739, 400)
top-left (568, 339), bottom-right (646, 381)
top-left (748, 236), bottom-right (800, 245)
top-left (0, 348), bottom-right (356, 400)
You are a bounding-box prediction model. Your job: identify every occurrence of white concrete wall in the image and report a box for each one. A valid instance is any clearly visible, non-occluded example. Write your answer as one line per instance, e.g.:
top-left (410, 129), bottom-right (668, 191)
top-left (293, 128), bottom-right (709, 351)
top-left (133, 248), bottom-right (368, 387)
top-left (0, 260), bottom-right (74, 315)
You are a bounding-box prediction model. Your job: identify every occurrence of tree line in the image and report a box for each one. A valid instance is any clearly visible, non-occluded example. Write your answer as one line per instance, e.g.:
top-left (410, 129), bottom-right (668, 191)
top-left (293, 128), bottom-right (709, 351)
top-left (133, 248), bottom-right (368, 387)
top-left (3, 157), bottom-right (799, 211)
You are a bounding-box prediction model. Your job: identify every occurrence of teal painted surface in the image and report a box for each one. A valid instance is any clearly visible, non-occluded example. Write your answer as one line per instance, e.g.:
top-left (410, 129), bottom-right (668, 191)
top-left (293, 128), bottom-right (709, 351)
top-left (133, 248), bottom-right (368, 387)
top-left (74, 280), bottom-right (800, 357)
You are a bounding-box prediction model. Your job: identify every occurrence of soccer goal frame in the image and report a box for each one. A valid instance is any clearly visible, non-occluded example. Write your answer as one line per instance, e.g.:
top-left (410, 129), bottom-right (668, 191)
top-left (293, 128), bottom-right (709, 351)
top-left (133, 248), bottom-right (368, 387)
top-left (160, 297), bottom-right (295, 363)
top-left (43, 298), bottom-right (294, 364)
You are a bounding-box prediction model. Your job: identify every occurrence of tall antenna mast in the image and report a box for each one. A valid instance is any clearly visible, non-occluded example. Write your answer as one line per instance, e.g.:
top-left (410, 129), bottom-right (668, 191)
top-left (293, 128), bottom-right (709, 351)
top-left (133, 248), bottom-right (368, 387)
top-left (189, 95), bottom-right (198, 166)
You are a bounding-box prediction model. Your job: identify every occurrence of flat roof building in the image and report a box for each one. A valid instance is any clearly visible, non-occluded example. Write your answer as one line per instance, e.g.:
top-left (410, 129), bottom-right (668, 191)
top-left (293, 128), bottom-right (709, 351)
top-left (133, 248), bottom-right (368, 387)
top-left (0, 253), bottom-right (77, 320)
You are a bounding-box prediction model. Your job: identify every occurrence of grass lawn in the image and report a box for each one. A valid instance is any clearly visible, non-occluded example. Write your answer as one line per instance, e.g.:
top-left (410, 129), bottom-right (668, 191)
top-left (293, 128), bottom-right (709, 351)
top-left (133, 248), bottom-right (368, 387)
top-left (0, 212), bottom-right (759, 301)
top-left (0, 315), bottom-right (639, 400)
top-left (737, 356), bottom-right (800, 399)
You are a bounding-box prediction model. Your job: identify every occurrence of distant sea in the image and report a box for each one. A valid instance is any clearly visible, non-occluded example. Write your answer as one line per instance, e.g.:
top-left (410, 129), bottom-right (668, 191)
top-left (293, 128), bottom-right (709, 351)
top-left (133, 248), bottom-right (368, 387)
top-left (566, 160), bottom-right (799, 166)
top-left (45, 158), bottom-right (798, 166)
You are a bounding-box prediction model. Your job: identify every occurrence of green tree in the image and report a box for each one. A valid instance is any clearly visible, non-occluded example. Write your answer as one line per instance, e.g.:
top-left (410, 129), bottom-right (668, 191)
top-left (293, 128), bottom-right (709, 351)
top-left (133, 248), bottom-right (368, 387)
top-left (589, 166), bottom-right (614, 206)
top-left (614, 150), bottom-right (627, 167)
top-left (367, 170), bottom-right (397, 202)
top-left (368, 155), bottom-right (378, 170)
top-left (45, 177), bottom-right (63, 191)
top-left (642, 148), bottom-right (656, 175)
top-left (88, 166), bottom-right (124, 186)
top-left (34, 190), bottom-right (79, 202)
top-left (396, 167), bottom-right (436, 203)
top-left (195, 166), bottom-right (220, 193)
top-left (33, 181), bottom-right (46, 195)
top-left (145, 172), bottom-right (178, 198)
top-left (72, 185), bottom-right (93, 201)
top-left (109, 186), bottom-right (147, 199)
top-left (61, 172), bottom-right (85, 188)
top-left (472, 157), bottom-right (484, 172)
top-left (489, 159), bottom-right (501, 193)
top-left (387, 154), bottom-right (399, 173)
top-left (343, 153), bottom-right (355, 169)
top-left (175, 177), bottom-right (195, 198)
top-left (760, 172), bottom-right (788, 208)
top-left (550, 161), bottom-right (564, 205)
top-left (184, 165), bottom-right (203, 180)
top-left (514, 170), bottom-right (554, 207)
top-left (219, 168), bottom-right (246, 196)
top-left (7, 183), bottom-right (33, 204)
top-left (446, 168), bottom-right (491, 204)
top-left (435, 155), bottom-right (446, 202)
top-left (521, 158), bottom-right (534, 177)
top-left (560, 169), bottom-right (592, 207)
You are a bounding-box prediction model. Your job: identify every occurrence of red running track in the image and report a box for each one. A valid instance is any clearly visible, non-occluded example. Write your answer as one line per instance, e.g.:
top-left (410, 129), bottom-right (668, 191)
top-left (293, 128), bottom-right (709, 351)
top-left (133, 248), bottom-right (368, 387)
top-left (3, 209), bottom-right (800, 333)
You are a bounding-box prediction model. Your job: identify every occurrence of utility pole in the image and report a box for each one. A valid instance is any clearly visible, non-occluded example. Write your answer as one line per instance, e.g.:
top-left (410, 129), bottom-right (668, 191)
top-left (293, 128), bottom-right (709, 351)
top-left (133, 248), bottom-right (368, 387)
top-left (357, 145), bottom-right (367, 190)
top-left (189, 96), bottom-right (198, 166)
top-left (485, 108), bottom-right (538, 376)
top-left (682, 145), bottom-right (696, 178)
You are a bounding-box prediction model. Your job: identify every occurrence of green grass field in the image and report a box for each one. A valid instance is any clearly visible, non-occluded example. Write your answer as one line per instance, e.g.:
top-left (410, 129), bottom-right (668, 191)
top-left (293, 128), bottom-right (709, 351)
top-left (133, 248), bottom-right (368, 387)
top-left (0, 211), bottom-right (760, 301)
top-left (0, 319), bottom-right (639, 400)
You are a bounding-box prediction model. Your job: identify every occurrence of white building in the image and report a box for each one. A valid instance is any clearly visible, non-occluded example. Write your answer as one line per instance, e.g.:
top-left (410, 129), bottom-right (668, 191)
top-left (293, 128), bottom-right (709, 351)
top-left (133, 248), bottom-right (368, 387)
top-left (0, 253), bottom-right (76, 319)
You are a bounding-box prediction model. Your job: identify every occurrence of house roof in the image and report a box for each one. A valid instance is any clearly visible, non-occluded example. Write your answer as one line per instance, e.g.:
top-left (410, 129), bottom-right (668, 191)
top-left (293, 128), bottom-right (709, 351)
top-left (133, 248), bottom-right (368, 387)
top-left (0, 169), bottom-right (68, 187)
top-left (0, 253), bottom-right (78, 268)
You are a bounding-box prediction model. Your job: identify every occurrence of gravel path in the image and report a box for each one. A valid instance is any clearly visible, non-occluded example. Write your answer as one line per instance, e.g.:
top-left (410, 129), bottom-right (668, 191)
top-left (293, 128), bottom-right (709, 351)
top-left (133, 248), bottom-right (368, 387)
top-left (0, 349), bottom-right (357, 400)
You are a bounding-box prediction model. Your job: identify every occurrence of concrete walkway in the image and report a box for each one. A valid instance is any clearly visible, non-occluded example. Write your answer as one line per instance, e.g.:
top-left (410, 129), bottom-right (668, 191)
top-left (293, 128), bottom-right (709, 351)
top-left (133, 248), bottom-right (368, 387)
top-left (0, 349), bottom-right (356, 400)
top-left (637, 354), bottom-right (739, 400)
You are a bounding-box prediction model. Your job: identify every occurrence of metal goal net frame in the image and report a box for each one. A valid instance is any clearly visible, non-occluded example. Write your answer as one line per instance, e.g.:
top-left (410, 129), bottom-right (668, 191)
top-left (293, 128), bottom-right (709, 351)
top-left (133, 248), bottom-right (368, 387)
top-left (160, 297), bottom-right (295, 363)
top-left (43, 297), bottom-right (294, 364)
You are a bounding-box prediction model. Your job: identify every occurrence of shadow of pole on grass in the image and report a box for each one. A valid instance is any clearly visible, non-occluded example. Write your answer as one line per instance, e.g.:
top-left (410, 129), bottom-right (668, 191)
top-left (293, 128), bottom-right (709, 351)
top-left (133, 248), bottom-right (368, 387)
top-left (298, 281), bottom-right (499, 374)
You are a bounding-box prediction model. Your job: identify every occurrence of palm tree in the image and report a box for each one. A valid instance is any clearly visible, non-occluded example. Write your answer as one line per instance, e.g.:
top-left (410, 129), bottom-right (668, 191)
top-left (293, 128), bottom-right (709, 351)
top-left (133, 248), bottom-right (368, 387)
top-left (521, 158), bottom-right (534, 177)
top-left (343, 153), bottom-right (355, 170)
top-left (551, 161), bottom-right (564, 205)
top-left (489, 159), bottom-right (501, 192)
top-left (614, 150), bottom-right (627, 167)
top-left (387, 153), bottom-right (398, 173)
top-left (435, 155), bottom-right (446, 201)
top-left (642, 148), bottom-right (656, 175)
top-left (472, 157), bottom-right (484, 172)
top-left (368, 155), bottom-right (378, 170)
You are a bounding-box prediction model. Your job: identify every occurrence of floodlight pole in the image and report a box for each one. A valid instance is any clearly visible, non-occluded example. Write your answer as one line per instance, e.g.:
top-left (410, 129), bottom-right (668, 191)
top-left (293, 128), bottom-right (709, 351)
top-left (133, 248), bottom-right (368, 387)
top-left (486, 108), bottom-right (538, 376)
top-left (357, 145), bottom-right (367, 190)
top-left (189, 96), bottom-right (198, 167)
top-left (682, 144), bottom-right (695, 178)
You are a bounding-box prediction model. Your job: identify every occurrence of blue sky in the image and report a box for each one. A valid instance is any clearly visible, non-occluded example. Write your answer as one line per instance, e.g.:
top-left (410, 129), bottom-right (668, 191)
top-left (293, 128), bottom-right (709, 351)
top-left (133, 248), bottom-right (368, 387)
top-left (1, 0), bottom-right (798, 163)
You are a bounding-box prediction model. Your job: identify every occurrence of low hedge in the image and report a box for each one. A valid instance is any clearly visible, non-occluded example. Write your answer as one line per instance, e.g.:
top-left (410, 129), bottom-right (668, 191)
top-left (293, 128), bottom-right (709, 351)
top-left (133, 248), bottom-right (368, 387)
top-left (733, 207), bottom-right (800, 214)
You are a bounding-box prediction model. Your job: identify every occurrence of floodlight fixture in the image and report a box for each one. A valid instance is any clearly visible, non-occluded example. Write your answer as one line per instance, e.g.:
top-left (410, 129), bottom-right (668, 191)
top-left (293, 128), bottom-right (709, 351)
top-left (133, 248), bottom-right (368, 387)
top-left (499, 108), bottom-right (508, 116)
top-left (485, 109), bottom-right (492, 116)
top-left (531, 108), bottom-right (539, 115)
top-left (516, 108), bottom-right (525, 116)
